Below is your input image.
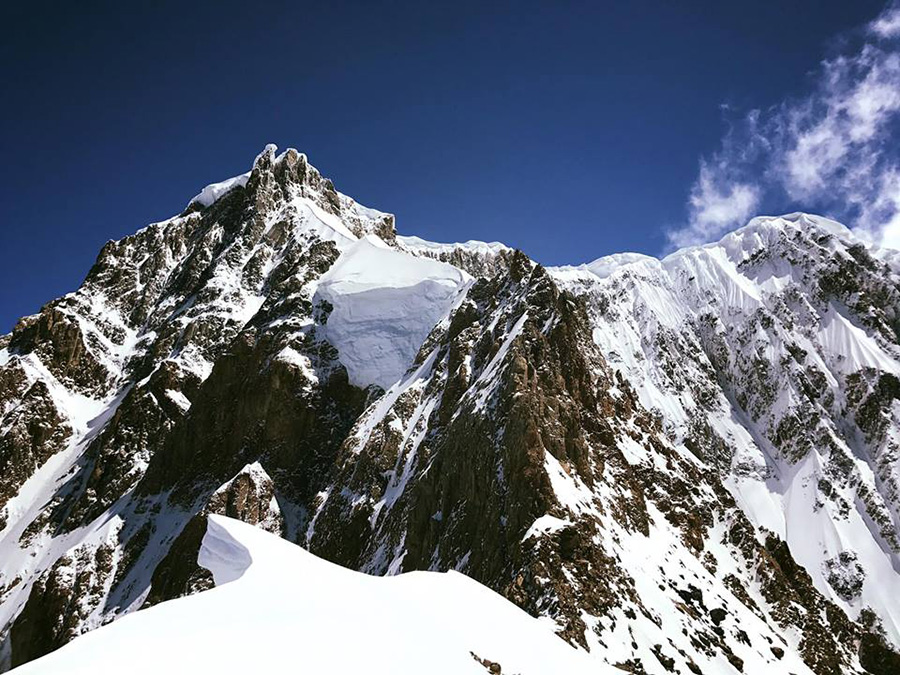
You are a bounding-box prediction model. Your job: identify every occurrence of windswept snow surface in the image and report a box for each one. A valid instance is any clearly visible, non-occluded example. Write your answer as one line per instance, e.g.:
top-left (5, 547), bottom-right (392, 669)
top-left (188, 172), bottom-right (251, 208)
top-left (315, 235), bottom-right (470, 389)
top-left (396, 234), bottom-right (510, 256)
top-left (14, 516), bottom-right (606, 675)
top-left (552, 251), bottom-right (657, 280)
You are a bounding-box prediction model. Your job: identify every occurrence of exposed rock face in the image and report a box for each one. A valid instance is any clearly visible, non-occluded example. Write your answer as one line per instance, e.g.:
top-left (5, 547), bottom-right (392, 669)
top-left (396, 236), bottom-right (514, 278)
top-left (1, 148), bottom-right (899, 674)
top-left (0, 377), bottom-right (70, 525)
top-left (141, 515), bottom-right (214, 609)
top-left (206, 463), bottom-right (284, 535)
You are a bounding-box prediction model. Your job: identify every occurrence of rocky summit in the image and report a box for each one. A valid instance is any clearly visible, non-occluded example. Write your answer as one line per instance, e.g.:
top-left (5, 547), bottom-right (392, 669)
top-left (2, 145), bottom-right (900, 674)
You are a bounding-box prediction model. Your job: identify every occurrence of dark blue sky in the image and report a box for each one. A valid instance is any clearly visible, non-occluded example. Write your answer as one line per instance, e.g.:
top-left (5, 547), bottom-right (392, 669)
top-left (0, 1), bottom-right (885, 331)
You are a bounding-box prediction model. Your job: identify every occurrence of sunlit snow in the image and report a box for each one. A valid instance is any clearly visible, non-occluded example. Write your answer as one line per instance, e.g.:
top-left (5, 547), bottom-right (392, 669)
top-left (14, 516), bottom-right (608, 675)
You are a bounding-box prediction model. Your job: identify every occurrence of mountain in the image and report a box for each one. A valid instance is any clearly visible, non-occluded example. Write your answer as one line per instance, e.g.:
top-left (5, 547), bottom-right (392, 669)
top-left (2, 145), bottom-right (900, 675)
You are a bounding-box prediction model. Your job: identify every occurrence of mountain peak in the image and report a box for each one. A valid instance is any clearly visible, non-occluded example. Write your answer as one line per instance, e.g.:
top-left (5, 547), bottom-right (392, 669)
top-left (187, 145), bottom-right (396, 242)
top-left (253, 142), bottom-right (280, 168)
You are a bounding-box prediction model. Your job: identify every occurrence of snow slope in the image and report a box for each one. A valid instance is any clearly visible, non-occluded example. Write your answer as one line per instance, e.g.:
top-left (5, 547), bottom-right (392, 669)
top-left (396, 235), bottom-right (509, 256)
top-left (13, 516), bottom-right (606, 675)
top-left (315, 234), bottom-right (470, 389)
top-left (189, 171), bottom-right (251, 208)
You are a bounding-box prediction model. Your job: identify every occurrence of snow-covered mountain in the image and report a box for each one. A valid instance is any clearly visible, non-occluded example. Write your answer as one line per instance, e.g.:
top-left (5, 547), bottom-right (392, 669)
top-left (1, 145), bottom-right (899, 674)
top-left (550, 212), bottom-right (900, 644)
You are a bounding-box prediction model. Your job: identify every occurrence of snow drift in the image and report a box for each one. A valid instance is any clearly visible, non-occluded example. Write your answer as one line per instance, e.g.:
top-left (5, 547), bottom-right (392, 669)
top-left (315, 234), bottom-right (470, 389)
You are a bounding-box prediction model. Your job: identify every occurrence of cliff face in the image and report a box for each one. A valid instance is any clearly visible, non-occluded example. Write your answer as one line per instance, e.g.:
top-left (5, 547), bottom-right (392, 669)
top-left (2, 147), bottom-right (900, 674)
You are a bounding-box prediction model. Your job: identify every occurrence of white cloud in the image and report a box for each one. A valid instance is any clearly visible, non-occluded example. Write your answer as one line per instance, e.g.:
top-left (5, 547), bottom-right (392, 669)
top-left (871, 2), bottom-right (900, 38)
top-left (668, 2), bottom-right (900, 250)
top-left (670, 163), bottom-right (759, 249)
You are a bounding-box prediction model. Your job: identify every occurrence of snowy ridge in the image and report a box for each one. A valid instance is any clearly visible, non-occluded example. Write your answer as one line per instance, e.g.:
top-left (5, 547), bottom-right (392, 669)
top-left (397, 234), bottom-right (510, 255)
top-left (189, 171), bottom-right (251, 208)
top-left (395, 234), bottom-right (513, 278)
top-left (551, 251), bottom-right (657, 280)
top-left (13, 516), bottom-right (606, 675)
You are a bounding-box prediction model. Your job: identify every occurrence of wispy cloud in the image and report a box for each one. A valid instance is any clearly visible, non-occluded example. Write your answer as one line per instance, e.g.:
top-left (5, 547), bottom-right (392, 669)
top-left (872, 2), bottom-right (900, 38)
top-left (668, 2), bottom-right (900, 250)
top-left (671, 163), bottom-right (760, 250)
